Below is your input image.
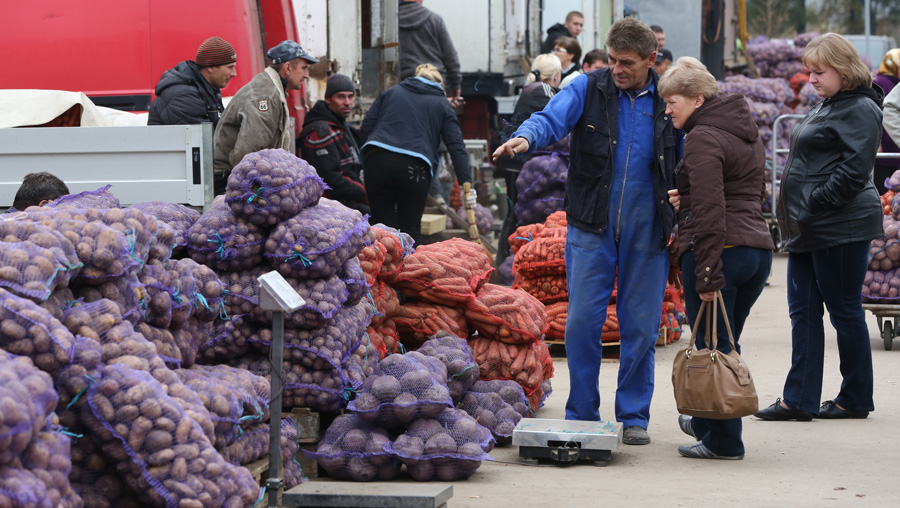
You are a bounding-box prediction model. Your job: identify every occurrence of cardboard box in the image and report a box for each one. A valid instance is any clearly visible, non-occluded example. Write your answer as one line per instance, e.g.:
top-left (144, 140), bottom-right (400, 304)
top-left (421, 214), bottom-right (447, 235)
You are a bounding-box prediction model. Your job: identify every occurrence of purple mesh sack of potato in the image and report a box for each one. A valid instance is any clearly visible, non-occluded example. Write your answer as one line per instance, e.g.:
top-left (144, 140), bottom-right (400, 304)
top-left (386, 407), bottom-right (494, 481)
top-left (222, 418), bottom-right (305, 489)
top-left (343, 325), bottom-right (378, 390)
top-left (416, 334), bottom-right (479, 404)
top-left (68, 424), bottom-right (143, 508)
top-left (47, 184), bottom-right (121, 210)
top-left (452, 204), bottom-right (493, 236)
top-left (175, 364), bottom-right (271, 449)
top-left (0, 218), bottom-right (83, 287)
top-left (72, 271), bottom-right (147, 324)
top-left (222, 267), bottom-right (349, 329)
top-left (178, 259), bottom-right (225, 323)
top-left (539, 378), bottom-right (552, 408)
top-left (225, 148), bottom-right (327, 227)
top-left (347, 351), bottom-right (452, 429)
top-left (19, 430), bottom-right (83, 508)
top-left (145, 221), bottom-right (177, 266)
top-left (39, 287), bottom-right (74, 321)
top-left (186, 203), bottom-right (266, 272)
top-left (81, 363), bottom-right (260, 508)
top-left (0, 288), bottom-right (79, 379)
top-left (516, 189), bottom-right (565, 226)
top-left (467, 379), bottom-right (532, 418)
top-left (130, 201), bottom-right (201, 256)
top-left (25, 207), bottom-right (159, 270)
top-left (134, 322), bottom-right (182, 368)
top-left (306, 413), bottom-right (400, 482)
top-left (163, 258), bottom-right (199, 330)
top-left (0, 466), bottom-right (55, 507)
top-left (0, 240), bottom-right (75, 303)
top-left (340, 256), bottom-right (369, 306)
top-left (138, 262), bottom-right (175, 329)
top-left (516, 148), bottom-right (568, 204)
top-left (0, 351), bottom-right (59, 465)
top-left (228, 354), bottom-right (353, 413)
top-left (265, 198), bottom-right (375, 279)
top-left (197, 314), bottom-right (257, 364)
top-left (457, 390), bottom-right (521, 444)
top-left (172, 317), bottom-right (214, 368)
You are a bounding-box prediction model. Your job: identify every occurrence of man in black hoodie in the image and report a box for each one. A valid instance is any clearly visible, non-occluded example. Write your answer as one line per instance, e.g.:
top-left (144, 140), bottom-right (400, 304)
top-left (540, 11), bottom-right (584, 55)
top-left (399, 0), bottom-right (462, 102)
top-left (148, 36), bottom-right (237, 130)
top-left (299, 74), bottom-right (368, 213)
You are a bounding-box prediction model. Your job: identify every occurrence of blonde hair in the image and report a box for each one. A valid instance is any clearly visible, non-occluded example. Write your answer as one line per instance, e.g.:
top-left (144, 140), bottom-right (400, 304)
top-left (803, 33), bottom-right (872, 90)
top-left (415, 63), bottom-right (444, 86)
top-left (657, 56), bottom-right (720, 100)
top-left (878, 48), bottom-right (900, 77)
top-left (527, 54), bottom-right (562, 84)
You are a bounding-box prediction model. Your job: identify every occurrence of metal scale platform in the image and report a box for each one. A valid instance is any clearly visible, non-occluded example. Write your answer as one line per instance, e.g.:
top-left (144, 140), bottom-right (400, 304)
top-left (512, 419), bottom-right (623, 465)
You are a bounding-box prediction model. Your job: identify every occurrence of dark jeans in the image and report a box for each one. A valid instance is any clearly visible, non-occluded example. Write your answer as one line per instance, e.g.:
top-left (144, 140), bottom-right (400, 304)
top-left (682, 247), bottom-right (772, 457)
top-left (783, 241), bottom-right (875, 414)
top-left (363, 149), bottom-right (432, 244)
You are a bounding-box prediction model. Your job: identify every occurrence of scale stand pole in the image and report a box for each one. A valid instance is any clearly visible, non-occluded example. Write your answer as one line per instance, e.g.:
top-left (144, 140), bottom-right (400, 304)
top-left (267, 310), bottom-right (285, 507)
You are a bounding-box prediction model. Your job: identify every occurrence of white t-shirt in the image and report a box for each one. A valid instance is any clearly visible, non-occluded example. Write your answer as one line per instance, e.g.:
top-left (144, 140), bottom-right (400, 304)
top-left (560, 70), bottom-right (583, 89)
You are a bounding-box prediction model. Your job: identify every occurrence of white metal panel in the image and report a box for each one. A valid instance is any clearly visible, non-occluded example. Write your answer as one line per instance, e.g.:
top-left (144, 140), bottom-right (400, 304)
top-left (428, 0), bottom-right (491, 73)
top-left (0, 124), bottom-right (213, 208)
top-left (326, 0), bottom-right (362, 79)
top-left (293, 0), bottom-right (328, 55)
top-left (626, 0), bottom-right (702, 60)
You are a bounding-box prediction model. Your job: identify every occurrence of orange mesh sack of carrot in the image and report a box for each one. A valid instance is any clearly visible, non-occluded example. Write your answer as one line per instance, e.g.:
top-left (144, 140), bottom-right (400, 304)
top-left (392, 238), bottom-right (494, 306)
top-left (464, 284), bottom-right (548, 344)
top-left (392, 302), bottom-right (470, 350)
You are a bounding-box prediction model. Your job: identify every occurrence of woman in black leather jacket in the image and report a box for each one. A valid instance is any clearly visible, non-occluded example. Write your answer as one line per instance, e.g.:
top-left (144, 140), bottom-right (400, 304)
top-left (758, 33), bottom-right (884, 422)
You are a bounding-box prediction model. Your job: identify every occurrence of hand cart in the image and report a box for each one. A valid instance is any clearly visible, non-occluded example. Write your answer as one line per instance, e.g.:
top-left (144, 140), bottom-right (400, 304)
top-left (862, 303), bottom-right (900, 351)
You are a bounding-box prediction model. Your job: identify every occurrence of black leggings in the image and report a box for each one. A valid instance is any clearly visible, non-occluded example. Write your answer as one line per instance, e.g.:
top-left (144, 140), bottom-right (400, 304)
top-left (364, 149), bottom-right (432, 243)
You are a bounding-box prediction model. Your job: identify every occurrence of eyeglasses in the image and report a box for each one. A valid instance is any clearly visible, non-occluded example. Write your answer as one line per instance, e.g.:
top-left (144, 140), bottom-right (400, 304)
top-left (552, 47), bottom-right (570, 54)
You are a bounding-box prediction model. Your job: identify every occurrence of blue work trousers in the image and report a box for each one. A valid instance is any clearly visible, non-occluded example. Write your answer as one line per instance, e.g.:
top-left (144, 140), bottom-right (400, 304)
top-left (681, 247), bottom-right (771, 457)
top-left (783, 241), bottom-right (875, 414)
top-left (563, 212), bottom-right (668, 427)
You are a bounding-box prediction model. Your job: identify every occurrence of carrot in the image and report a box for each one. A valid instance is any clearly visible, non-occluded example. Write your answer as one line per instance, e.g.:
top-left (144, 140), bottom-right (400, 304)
top-left (510, 345), bottom-right (527, 374)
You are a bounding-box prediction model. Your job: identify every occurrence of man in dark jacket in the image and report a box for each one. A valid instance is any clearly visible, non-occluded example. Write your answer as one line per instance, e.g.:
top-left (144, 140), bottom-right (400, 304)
top-left (540, 11), bottom-right (584, 55)
top-left (148, 37), bottom-right (237, 130)
top-left (299, 74), bottom-right (368, 213)
top-left (493, 18), bottom-right (678, 446)
top-left (398, 0), bottom-right (462, 101)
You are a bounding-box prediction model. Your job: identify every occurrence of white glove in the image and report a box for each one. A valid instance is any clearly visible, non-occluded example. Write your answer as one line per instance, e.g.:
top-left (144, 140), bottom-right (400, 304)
top-left (466, 188), bottom-right (477, 208)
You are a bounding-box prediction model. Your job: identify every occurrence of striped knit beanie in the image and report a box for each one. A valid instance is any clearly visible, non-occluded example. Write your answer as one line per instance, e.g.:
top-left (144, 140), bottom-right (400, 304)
top-left (195, 37), bottom-right (237, 67)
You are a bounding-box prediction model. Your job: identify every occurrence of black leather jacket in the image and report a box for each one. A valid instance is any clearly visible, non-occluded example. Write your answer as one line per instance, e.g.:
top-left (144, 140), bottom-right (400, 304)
top-left (776, 85), bottom-right (885, 252)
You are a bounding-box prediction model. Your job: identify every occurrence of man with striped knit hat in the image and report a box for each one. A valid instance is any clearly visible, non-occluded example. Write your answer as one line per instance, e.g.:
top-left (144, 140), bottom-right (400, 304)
top-left (149, 36), bottom-right (238, 130)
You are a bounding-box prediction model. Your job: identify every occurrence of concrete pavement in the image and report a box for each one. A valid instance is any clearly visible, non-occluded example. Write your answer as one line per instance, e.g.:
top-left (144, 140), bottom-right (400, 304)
top-left (449, 252), bottom-right (900, 507)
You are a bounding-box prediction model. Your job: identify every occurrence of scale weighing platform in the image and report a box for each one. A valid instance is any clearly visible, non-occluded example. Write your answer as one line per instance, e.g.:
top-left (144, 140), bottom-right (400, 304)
top-left (512, 419), bottom-right (623, 465)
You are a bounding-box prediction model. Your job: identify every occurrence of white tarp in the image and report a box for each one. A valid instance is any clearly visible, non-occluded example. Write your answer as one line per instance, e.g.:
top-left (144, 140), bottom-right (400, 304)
top-left (0, 89), bottom-right (148, 128)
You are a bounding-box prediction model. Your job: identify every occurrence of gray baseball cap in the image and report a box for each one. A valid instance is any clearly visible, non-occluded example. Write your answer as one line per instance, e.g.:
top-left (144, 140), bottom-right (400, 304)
top-left (267, 40), bottom-right (319, 65)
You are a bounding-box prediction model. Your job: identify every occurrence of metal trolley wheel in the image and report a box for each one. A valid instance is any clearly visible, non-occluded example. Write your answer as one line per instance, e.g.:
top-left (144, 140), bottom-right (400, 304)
top-left (882, 319), bottom-right (894, 351)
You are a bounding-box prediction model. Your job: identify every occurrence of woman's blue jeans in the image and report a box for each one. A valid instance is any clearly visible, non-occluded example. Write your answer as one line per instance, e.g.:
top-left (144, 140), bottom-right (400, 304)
top-left (783, 241), bottom-right (875, 414)
top-left (682, 247), bottom-right (772, 457)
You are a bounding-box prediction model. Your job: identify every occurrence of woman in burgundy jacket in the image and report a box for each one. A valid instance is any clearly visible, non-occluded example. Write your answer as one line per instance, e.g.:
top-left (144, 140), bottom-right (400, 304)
top-left (660, 57), bottom-right (775, 460)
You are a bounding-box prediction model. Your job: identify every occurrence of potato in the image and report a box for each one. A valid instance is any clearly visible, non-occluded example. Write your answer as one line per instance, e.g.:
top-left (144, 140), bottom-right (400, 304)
top-left (186, 203), bottom-right (265, 272)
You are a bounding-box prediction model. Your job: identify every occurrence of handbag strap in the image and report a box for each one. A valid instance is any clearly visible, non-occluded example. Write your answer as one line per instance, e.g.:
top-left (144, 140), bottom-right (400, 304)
top-left (690, 291), bottom-right (737, 352)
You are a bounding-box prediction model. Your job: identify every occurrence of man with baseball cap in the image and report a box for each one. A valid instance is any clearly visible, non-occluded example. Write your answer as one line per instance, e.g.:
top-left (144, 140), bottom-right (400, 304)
top-left (149, 36), bottom-right (237, 129)
top-left (213, 40), bottom-right (318, 194)
top-left (299, 74), bottom-right (368, 213)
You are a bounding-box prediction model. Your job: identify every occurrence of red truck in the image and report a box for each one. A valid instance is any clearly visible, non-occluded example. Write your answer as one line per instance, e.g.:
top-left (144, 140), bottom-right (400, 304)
top-left (2, 0), bottom-right (308, 130)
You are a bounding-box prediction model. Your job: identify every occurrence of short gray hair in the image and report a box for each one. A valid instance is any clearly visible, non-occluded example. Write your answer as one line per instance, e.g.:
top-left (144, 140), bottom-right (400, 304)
top-left (605, 17), bottom-right (658, 60)
top-left (658, 57), bottom-right (720, 100)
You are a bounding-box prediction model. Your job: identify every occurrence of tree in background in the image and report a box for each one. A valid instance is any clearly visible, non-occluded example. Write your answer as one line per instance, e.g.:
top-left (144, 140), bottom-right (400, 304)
top-left (806, 0), bottom-right (900, 39)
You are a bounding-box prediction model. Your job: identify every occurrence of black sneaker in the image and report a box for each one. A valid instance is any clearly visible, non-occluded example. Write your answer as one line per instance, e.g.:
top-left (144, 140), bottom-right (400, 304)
top-left (678, 441), bottom-right (743, 460)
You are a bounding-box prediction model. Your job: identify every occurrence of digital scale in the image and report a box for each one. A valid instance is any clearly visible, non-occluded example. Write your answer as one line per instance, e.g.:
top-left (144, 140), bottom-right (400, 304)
top-left (512, 419), bottom-right (623, 465)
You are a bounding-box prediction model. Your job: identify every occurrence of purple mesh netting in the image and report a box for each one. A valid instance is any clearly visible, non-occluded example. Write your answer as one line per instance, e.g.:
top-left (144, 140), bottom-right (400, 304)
top-left (515, 190), bottom-right (565, 226)
top-left (0, 288), bottom-right (78, 380)
top-left (0, 240), bottom-right (73, 302)
top-left (20, 430), bottom-right (82, 507)
top-left (467, 379), bottom-right (532, 418)
top-left (171, 317), bottom-right (214, 368)
top-left (130, 201), bottom-right (201, 255)
top-left (305, 413), bottom-right (400, 481)
top-left (179, 259), bottom-right (224, 323)
top-left (516, 146), bottom-right (568, 204)
top-left (134, 323), bottom-right (182, 368)
top-left (0, 350), bottom-right (59, 465)
top-left (174, 364), bottom-right (271, 450)
top-left (346, 352), bottom-right (452, 429)
top-left (71, 272), bottom-right (147, 324)
top-left (227, 354), bottom-right (353, 413)
top-left (224, 148), bottom-right (327, 227)
top-left (222, 267), bottom-right (349, 329)
top-left (457, 390), bottom-right (521, 444)
top-left (186, 203), bottom-right (266, 272)
top-left (222, 418), bottom-right (306, 489)
top-left (0, 218), bottom-right (83, 286)
top-left (539, 378), bottom-right (552, 408)
top-left (196, 314), bottom-right (257, 364)
top-left (265, 198), bottom-right (375, 279)
top-left (47, 184), bottom-right (121, 210)
top-left (163, 259), bottom-right (199, 330)
top-left (81, 363), bottom-right (259, 508)
top-left (497, 256), bottom-right (514, 286)
top-left (39, 287), bottom-right (74, 321)
top-left (340, 256), bottom-right (369, 306)
top-left (0, 466), bottom-right (55, 507)
top-left (416, 334), bottom-right (479, 404)
top-left (138, 263), bottom-right (175, 329)
top-left (386, 407), bottom-right (494, 481)
top-left (146, 221), bottom-right (176, 266)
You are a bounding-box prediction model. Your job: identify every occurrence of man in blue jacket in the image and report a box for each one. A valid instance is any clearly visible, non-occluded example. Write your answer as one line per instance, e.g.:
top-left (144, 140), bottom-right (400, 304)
top-left (493, 17), bottom-right (679, 446)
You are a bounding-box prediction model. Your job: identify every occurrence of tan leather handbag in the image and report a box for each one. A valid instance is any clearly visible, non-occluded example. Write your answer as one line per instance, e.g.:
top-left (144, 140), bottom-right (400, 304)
top-left (672, 291), bottom-right (758, 419)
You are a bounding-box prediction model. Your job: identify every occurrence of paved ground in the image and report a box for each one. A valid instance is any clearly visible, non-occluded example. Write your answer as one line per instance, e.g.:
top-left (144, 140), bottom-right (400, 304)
top-left (310, 253), bottom-right (900, 507)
